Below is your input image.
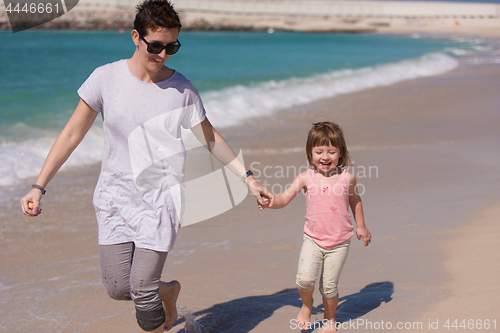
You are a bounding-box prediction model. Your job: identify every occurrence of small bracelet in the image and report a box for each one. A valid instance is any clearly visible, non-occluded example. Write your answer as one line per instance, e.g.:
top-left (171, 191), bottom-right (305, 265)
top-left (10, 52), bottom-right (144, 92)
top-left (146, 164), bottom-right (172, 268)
top-left (32, 184), bottom-right (46, 195)
top-left (241, 170), bottom-right (254, 183)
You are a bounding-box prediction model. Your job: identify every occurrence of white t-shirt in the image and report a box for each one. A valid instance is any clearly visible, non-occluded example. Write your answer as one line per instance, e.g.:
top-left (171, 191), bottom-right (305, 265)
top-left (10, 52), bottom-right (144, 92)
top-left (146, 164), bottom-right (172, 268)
top-left (78, 59), bottom-right (206, 252)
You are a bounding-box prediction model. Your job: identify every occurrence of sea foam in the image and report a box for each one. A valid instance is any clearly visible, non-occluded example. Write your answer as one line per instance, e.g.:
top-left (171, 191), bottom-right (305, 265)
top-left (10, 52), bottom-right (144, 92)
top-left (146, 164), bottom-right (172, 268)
top-left (0, 126), bottom-right (104, 187)
top-left (0, 52), bottom-right (458, 187)
top-left (202, 52), bottom-right (459, 127)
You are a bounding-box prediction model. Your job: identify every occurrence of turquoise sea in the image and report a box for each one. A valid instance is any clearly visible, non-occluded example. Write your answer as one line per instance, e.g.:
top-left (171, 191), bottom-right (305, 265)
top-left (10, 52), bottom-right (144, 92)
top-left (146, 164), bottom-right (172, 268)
top-left (1, 30), bottom-right (500, 189)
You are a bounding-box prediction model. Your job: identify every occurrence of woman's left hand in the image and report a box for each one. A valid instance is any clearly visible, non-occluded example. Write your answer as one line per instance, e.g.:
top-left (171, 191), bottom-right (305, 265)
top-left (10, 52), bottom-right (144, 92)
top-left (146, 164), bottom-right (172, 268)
top-left (246, 176), bottom-right (274, 208)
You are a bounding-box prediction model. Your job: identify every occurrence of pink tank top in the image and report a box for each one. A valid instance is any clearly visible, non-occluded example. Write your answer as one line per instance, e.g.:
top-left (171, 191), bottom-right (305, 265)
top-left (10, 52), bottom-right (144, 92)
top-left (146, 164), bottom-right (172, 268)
top-left (304, 168), bottom-right (354, 249)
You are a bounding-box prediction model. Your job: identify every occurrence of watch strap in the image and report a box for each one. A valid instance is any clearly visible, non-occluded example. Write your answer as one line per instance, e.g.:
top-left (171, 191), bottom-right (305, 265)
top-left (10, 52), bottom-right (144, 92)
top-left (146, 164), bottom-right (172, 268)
top-left (32, 184), bottom-right (46, 195)
top-left (241, 170), bottom-right (254, 183)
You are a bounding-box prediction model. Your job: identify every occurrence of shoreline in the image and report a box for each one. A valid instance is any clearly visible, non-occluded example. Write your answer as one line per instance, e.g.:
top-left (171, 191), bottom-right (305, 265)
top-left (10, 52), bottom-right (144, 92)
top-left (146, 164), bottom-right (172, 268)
top-left (3, 30), bottom-right (496, 191)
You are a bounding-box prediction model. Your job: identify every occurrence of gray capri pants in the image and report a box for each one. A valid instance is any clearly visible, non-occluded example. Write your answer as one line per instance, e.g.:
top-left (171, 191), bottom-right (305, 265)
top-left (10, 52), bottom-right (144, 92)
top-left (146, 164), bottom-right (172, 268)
top-left (296, 234), bottom-right (350, 299)
top-left (100, 242), bottom-right (167, 332)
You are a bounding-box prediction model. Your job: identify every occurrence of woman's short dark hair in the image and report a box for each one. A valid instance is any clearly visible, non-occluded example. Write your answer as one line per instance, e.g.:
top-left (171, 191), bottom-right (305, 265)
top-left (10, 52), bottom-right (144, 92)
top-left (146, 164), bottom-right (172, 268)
top-left (134, 0), bottom-right (182, 36)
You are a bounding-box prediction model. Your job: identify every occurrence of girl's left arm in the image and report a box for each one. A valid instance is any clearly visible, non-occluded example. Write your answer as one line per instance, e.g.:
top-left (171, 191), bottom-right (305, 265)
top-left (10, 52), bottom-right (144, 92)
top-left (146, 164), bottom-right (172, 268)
top-left (346, 172), bottom-right (371, 246)
top-left (190, 118), bottom-right (274, 206)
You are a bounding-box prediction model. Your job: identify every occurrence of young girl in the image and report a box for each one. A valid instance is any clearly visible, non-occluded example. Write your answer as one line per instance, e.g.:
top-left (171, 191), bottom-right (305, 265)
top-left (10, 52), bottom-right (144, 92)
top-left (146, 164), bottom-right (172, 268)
top-left (260, 122), bottom-right (371, 332)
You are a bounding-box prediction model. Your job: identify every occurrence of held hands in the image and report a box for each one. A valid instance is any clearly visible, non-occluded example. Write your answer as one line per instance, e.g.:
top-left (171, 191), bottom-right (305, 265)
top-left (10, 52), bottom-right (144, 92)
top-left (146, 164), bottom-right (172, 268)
top-left (20, 188), bottom-right (43, 216)
top-left (258, 196), bottom-right (271, 210)
top-left (356, 226), bottom-right (371, 247)
top-left (246, 176), bottom-right (274, 209)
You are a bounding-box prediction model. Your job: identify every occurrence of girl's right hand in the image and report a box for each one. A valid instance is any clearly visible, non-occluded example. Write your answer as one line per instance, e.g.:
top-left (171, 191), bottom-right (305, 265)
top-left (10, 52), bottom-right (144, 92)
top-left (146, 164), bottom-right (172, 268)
top-left (20, 189), bottom-right (43, 216)
top-left (258, 197), bottom-right (271, 210)
top-left (246, 176), bottom-right (274, 209)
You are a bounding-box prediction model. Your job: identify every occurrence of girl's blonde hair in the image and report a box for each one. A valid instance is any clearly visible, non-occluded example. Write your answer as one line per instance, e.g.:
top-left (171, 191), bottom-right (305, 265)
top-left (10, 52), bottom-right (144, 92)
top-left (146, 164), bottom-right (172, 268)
top-left (306, 122), bottom-right (352, 168)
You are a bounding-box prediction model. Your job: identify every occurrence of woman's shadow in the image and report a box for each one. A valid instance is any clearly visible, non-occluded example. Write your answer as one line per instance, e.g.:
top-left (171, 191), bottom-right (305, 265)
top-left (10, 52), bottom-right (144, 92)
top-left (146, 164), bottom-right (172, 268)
top-left (173, 281), bottom-right (393, 333)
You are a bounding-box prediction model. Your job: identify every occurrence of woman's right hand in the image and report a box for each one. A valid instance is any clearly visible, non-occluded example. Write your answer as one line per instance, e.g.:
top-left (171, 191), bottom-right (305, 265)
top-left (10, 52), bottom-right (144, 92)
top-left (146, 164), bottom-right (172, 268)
top-left (20, 188), bottom-right (43, 216)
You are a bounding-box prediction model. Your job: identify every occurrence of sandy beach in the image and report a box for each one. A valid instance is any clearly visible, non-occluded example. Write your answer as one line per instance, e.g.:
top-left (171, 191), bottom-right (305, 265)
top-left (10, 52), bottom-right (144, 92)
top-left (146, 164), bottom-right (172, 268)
top-left (2, 0), bottom-right (500, 37)
top-left (1, 48), bottom-right (500, 333)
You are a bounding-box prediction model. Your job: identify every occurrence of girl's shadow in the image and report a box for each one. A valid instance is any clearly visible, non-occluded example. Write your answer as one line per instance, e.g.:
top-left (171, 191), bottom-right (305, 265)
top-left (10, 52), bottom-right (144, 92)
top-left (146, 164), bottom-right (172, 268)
top-left (314, 281), bottom-right (394, 325)
top-left (174, 281), bottom-right (393, 333)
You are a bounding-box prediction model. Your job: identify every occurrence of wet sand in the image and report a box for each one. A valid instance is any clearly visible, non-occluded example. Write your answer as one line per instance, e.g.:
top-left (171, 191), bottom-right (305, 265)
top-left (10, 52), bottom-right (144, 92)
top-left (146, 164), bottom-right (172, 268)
top-left (1, 64), bottom-right (499, 332)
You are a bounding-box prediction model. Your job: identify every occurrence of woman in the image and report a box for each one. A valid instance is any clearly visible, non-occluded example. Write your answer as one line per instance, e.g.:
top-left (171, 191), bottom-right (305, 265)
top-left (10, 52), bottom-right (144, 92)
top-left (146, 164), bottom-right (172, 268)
top-left (20, 1), bottom-right (273, 332)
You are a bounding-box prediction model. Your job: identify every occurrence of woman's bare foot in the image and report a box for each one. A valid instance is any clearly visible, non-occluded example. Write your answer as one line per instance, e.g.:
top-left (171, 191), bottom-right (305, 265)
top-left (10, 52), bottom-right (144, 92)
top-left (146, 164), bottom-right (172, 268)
top-left (160, 280), bottom-right (181, 331)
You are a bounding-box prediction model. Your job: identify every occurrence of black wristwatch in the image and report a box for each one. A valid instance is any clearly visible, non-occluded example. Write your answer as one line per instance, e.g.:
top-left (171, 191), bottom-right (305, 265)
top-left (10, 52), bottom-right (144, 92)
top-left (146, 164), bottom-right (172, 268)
top-left (32, 184), bottom-right (46, 195)
top-left (241, 170), bottom-right (254, 183)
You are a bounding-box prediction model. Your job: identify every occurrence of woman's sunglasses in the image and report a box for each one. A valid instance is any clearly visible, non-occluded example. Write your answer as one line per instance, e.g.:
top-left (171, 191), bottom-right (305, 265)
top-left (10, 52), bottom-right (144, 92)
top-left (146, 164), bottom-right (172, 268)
top-left (139, 33), bottom-right (181, 55)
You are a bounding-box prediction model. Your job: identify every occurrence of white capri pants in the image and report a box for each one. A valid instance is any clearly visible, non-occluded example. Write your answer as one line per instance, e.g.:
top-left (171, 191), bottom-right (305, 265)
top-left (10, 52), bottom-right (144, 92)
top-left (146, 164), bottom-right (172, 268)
top-left (296, 234), bottom-right (350, 299)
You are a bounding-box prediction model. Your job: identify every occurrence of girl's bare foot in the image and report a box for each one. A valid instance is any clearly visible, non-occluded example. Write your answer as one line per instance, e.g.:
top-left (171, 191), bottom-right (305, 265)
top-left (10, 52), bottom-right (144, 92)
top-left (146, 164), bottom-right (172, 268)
top-left (322, 295), bottom-right (339, 332)
top-left (160, 280), bottom-right (181, 331)
top-left (322, 319), bottom-right (337, 332)
top-left (296, 304), bottom-right (312, 330)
